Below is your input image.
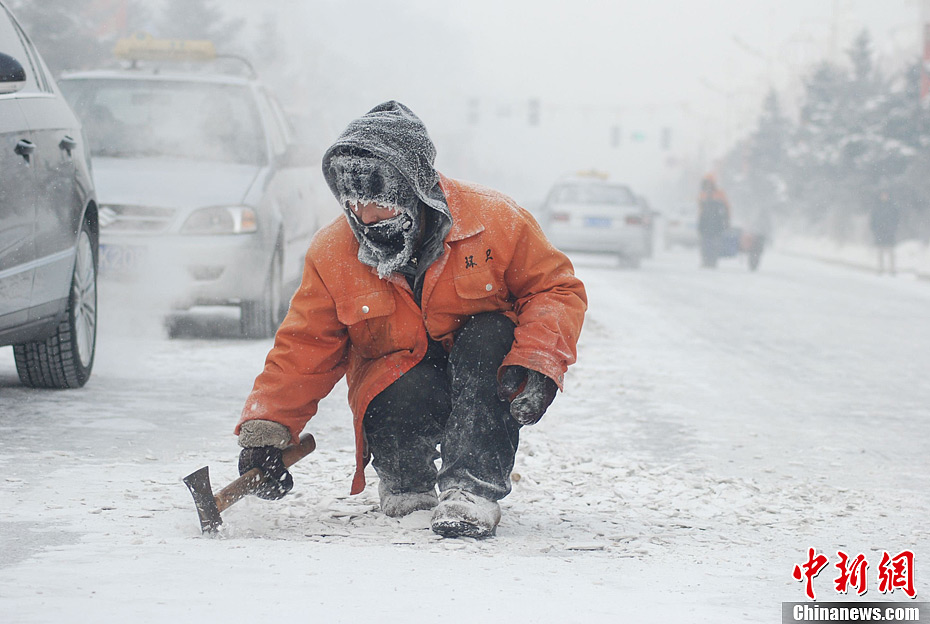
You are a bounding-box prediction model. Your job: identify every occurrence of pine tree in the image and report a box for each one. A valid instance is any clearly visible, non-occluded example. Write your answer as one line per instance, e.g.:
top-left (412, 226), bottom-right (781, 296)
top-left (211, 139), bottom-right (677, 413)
top-left (748, 90), bottom-right (790, 175)
top-left (882, 61), bottom-right (930, 241)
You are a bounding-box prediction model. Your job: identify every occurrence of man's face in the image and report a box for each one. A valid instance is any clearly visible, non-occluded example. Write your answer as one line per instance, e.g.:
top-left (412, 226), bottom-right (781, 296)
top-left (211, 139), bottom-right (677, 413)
top-left (349, 201), bottom-right (400, 225)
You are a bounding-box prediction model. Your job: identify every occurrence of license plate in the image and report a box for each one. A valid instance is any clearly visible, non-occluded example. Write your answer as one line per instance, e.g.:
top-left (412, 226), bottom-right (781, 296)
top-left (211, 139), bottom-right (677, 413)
top-left (99, 243), bottom-right (146, 275)
top-left (584, 217), bottom-right (611, 228)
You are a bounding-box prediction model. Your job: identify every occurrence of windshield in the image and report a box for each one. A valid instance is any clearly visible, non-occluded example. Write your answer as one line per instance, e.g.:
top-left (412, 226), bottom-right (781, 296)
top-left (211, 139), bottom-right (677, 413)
top-left (550, 183), bottom-right (635, 206)
top-left (60, 78), bottom-right (266, 165)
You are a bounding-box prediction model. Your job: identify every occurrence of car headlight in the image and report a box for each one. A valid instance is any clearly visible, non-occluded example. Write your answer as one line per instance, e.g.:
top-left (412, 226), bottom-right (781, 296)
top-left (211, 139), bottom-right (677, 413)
top-left (181, 206), bottom-right (258, 234)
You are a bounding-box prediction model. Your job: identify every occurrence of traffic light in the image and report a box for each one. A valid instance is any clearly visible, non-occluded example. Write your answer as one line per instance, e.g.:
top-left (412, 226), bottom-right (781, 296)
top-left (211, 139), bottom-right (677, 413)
top-left (527, 98), bottom-right (540, 126)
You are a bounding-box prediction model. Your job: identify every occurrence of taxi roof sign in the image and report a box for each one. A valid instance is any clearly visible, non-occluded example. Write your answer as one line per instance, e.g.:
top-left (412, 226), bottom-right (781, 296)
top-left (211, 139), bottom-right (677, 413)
top-left (114, 34), bottom-right (216, 62)
top-left (574, 169), bottom-right (609, 180)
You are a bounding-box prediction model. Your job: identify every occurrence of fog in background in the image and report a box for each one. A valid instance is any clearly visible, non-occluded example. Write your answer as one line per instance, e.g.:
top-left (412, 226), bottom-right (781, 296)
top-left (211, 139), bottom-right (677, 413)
top-left (11, 0), bottom-right (929, 238)
top-left (219, 0), bottom-right (923, 208)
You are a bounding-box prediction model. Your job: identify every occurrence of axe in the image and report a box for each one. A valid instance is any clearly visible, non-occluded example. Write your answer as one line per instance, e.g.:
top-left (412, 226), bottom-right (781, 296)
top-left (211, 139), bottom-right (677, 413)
top-left (183, 433), bottom-right (316, 533)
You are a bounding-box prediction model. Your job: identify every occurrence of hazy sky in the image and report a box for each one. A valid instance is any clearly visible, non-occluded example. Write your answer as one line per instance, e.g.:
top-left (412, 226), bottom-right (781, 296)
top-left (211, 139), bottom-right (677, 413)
top-left (229, 0), bottom-right (925, 205)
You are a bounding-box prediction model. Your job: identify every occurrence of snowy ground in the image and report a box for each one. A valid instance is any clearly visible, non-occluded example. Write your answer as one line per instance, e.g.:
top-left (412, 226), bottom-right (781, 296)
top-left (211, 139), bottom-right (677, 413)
top-left (1, 247), bottom-right (928, 623)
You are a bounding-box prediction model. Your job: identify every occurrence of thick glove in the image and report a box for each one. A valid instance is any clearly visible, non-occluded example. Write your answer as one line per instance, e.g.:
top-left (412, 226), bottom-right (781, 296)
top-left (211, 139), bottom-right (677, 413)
top-left (238, 446), bottom-right (294, 500)
top-left (498, 365), bottom-right (558, 426)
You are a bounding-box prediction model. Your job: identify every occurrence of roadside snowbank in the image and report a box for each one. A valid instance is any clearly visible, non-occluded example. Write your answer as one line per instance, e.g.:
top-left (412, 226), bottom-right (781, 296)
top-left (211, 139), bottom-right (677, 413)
top-left (776, 235), bottom-right (930, 279)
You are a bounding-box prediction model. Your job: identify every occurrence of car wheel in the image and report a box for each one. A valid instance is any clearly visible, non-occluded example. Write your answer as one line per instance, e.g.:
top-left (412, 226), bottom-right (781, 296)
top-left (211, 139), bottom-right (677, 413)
top-left (14, 221), bottom-right (97, 388)
top-left (240, 247), bottom-right (283, 339)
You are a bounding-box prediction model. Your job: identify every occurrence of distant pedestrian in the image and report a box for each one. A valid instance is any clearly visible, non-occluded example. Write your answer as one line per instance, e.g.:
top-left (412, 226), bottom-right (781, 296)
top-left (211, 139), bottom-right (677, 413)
top-left (870, 191), bottom-right (900, 275)
top-left (697, 174), bottom-right (731, 268)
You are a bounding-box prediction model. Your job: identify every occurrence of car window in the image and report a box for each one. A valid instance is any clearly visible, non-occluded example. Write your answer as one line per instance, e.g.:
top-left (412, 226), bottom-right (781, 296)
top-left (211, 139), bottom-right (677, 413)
top-left (254, 89), bottom-right (286, 156)
top-left (0, 6), bottom-right (40, 94)
top-left (60, 78), bottom-right (267, 165)
top-left (550, 184), bottom-right (636, 206)
top-left (265, 91), bottom-right (295, 144)
top-left (18, 26), bottom-right (54, 93)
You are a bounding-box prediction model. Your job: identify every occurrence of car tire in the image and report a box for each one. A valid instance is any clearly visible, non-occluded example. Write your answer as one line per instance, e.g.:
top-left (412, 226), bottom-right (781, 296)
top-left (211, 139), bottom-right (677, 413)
top-left (14, 220), bottom-right (98, 388)
top-left (240, 247), bottom-right (283, 339)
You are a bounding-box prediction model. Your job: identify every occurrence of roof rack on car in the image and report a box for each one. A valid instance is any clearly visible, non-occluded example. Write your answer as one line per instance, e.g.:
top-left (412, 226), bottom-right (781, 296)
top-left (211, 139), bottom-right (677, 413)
top-left (113, 33), bottom-right (258, 79)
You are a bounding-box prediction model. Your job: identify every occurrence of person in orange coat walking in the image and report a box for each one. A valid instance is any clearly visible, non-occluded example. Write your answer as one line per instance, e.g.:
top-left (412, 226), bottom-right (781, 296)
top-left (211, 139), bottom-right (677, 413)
top-left (697, 174), bottom-right (731, 268)
top-left (235, 101), bottom-right (587, 538)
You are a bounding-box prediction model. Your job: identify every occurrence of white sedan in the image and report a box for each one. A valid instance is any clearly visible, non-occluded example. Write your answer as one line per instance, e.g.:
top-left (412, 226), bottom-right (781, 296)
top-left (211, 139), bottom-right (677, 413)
top-left (540, 177), bottom-right (650, 267)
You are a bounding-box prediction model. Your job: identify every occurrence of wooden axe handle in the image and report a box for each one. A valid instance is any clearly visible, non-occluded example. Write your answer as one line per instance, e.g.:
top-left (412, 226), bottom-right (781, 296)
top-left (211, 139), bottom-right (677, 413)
top-left (214, 433), bottom-right (316, 513)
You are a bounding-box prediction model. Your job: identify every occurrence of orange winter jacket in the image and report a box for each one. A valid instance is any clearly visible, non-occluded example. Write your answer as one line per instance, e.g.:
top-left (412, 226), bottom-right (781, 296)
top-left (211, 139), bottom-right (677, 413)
top-left (236, 174), bottom-right (587, 494)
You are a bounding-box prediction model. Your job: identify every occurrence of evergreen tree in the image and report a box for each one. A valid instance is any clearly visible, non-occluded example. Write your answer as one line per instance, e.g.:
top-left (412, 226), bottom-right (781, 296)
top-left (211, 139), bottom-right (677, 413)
top-left (848, 30), bottom-right (874, 94)
top-left (748, 90), bottom-right (791, 176)
top-left (881, 61), bottom-right (930, 241)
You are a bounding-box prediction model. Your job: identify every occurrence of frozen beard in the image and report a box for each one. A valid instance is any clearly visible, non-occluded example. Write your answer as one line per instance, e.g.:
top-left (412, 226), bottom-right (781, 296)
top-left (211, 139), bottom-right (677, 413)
top-left (347, 207), bottom-right (420, 278)
top-left (329, 153), bottom-right (421, 278)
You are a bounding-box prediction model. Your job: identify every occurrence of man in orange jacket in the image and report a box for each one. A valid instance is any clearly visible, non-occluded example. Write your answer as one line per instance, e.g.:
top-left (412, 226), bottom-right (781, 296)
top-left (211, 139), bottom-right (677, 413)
top-left (235, 101), bottom-right (587, 538)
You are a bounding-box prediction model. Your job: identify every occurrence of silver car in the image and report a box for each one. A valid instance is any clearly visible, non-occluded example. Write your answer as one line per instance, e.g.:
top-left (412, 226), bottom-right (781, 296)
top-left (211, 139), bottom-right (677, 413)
top-left (663, 204), bottom-right (700, 249)
top-left (541, 176), bottom-right (650, 267)
top-left (0, 1), bottom-right (98, 388)
top-left (59, 68), bottom-right (326, 337)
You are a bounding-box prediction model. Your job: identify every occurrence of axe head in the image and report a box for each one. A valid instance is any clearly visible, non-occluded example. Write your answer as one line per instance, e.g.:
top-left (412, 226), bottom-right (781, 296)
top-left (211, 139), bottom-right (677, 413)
top-left (183, 466), bottom-right (222, 533)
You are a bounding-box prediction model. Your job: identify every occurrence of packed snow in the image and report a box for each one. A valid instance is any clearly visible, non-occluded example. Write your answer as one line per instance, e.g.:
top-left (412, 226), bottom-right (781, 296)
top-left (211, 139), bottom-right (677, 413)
top-left (0, 248), bottom-right (928, 623)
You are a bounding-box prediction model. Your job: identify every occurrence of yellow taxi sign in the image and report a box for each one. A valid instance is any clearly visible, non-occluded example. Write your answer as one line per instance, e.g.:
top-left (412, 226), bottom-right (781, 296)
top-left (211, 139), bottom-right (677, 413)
top-left (114, 33), bottom-right (216, 62)
top-left (574, 169), bottom-right (609, 180)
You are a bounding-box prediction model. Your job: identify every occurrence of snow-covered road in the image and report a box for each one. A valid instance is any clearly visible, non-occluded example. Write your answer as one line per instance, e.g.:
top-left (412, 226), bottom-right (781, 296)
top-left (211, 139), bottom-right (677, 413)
top-left (1, 249), bottom-right (927, 623)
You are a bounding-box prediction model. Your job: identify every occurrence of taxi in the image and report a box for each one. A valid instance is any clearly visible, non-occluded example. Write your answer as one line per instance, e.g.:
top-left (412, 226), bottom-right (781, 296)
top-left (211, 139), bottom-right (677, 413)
top-left (59, 35), bottom-right (332, 337)
top-left (540, 171), bottom-right (651, 268)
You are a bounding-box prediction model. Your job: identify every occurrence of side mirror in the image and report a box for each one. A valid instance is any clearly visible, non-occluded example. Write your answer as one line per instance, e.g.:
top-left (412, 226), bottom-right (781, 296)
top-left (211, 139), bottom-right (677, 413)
top-left (0, 53), bottom-right (26, 95)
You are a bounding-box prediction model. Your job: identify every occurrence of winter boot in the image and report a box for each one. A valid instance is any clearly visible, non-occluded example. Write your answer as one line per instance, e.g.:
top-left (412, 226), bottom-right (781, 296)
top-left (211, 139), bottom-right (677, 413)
top-left (378, 481), bottom-right (438, 518)
top-left (430, 488), bottom-right (501, 538)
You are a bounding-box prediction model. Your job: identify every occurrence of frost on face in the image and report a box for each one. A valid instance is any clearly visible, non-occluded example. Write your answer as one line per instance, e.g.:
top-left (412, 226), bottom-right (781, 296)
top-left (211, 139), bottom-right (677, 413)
top-left (327, 152), bottom-right (423, 278)
top-left (346, 202), bottom-right (420, 279)
top-left (328, 153), bottom-right (417, 214)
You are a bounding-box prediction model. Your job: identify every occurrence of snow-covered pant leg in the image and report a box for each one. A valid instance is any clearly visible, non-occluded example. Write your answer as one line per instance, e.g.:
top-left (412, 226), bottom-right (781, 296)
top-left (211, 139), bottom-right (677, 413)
top-left (438, 312), bottom-right (520, 502)
top-left (363, 341), bottom-right (450, 495)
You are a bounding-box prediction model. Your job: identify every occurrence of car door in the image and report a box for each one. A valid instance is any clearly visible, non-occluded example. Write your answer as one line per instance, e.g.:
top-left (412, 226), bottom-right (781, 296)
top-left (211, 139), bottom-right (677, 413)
top-left (255, 89), bottom-right (315, 286)
top-left (0, 7), bottom-right (38, 326)
top-left (10, 14), bottom-right (83, 310)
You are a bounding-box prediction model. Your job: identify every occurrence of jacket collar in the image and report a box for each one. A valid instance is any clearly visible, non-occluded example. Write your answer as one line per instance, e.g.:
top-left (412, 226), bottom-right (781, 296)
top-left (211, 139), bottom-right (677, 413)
top-left (439, 174), bottom-right (485, 242)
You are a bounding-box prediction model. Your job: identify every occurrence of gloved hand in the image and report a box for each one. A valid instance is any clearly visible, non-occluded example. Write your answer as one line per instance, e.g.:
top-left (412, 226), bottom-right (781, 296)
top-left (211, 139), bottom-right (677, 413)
top-left (497, 365), bottom-right (558, 426)
top-left (238, 446), bottom-right (294, 500)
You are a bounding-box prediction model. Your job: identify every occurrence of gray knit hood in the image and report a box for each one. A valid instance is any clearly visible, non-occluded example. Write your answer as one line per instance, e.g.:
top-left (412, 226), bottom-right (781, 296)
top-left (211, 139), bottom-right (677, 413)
top-left (322, 101), bottom-right (452, 278)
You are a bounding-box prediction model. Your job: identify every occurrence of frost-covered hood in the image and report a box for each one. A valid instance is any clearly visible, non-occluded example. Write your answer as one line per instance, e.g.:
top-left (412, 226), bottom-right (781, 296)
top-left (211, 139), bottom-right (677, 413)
top-left (91, 157), bottom-right (261, 209)
top-left (322, 101), bottom-right (452, 244)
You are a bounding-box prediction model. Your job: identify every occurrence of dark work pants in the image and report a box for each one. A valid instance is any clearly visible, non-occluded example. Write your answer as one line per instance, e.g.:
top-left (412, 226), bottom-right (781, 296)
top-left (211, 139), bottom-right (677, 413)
top-left (363, 313), bottom-right (520, 502)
